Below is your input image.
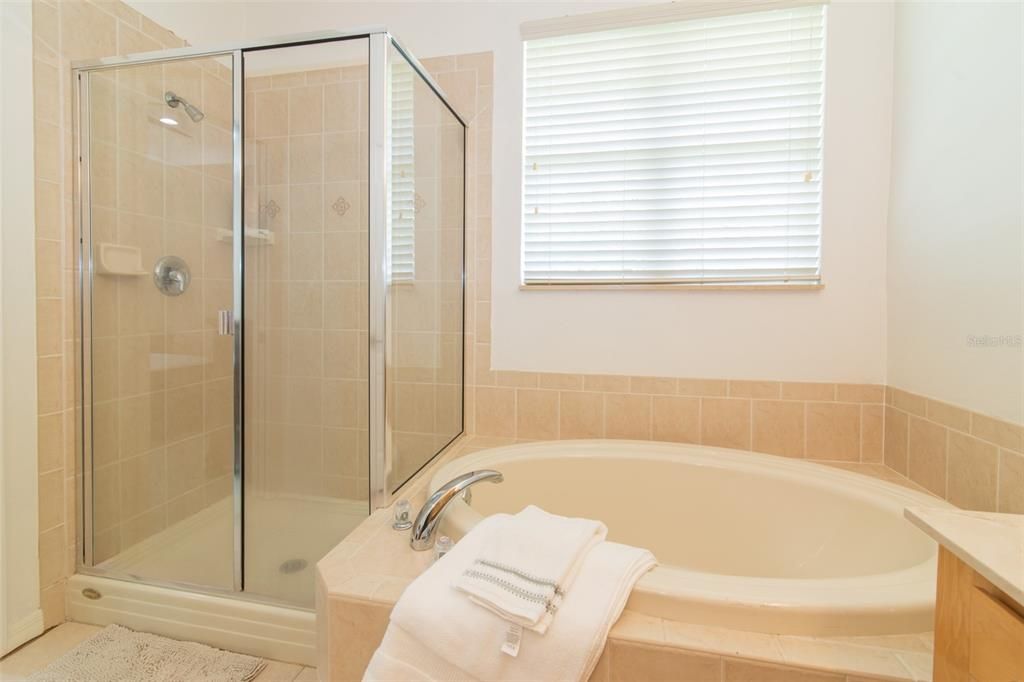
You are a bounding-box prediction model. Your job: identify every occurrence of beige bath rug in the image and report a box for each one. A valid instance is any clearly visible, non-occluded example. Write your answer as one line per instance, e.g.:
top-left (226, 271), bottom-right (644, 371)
top-left (28, 624), bottom-right (266, 682)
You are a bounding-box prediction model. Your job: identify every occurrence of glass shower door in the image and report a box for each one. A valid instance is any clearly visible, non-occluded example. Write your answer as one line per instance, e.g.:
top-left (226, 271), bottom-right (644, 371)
top-left (81, 54), bottom-right (237, 590)
top-left (242, 38), bottom-right (371, 607)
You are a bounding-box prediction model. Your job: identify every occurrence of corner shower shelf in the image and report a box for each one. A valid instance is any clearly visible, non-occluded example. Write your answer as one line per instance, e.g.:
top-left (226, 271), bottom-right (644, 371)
top-left (217, 227), bottom-right (275, 245)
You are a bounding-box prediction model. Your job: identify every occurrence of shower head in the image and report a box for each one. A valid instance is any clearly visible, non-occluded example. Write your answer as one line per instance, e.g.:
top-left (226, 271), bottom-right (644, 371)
top-left (164, 91), bottom-right (205, 123)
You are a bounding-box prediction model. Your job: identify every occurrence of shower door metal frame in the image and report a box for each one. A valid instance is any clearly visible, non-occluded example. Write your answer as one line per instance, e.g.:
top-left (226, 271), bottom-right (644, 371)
top-left (71, 28), bottom-right (467, 605)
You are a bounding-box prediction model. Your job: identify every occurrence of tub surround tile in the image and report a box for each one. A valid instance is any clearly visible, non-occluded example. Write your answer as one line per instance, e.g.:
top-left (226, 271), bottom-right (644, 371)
top-left (836, 384), bottom-right (885, 403)
top-left (752, 400), bottom-right (805, 458)
top-left (609, 642), bottom-right (721, 682)
top-left (723, 659), bottom-right (845, 681)
top-left (700, 398), bottom-right (751, 450)
top-left (782, 382), bottom-right (837, 401)
top-left (997, 449), bottom-right (1024, 513)
top-left (806, 403), bottom-right (861, 461)
top-left (907, 417), bottom-right (947, 497)
top-left (883, 407), bottom-right (909, 475)
top-left (728, 380), bottom-right (782, 399)
top-left (945, 431), bottom-right (998, 511)
top-left (776, 637), bottom-right (917, 681)
top-left (860, 405), bottom-right (884, 462)
top-left (883, 387), bottom-right (1024, 512)
top-left (559, 391), bottom-right (605, 439)
top-left (651, 396), bottom-right (700, 444)
top-left (604, 393), bottom-right (652, 440)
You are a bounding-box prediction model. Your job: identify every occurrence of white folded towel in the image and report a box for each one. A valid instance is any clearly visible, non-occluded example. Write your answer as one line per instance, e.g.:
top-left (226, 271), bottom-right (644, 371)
top-left (364, 514), bottom-right (656, 682)
top-left (454, 506), bottom-right (607, 633)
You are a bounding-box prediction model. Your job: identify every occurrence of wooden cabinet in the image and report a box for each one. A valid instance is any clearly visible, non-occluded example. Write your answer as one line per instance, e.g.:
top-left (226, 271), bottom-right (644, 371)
top-left (934, 547), bottom-right (1024, 682)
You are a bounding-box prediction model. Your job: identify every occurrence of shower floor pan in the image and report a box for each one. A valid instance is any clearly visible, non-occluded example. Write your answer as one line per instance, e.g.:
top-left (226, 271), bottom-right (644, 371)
top-left (69, 494), bottom-right (366, 665)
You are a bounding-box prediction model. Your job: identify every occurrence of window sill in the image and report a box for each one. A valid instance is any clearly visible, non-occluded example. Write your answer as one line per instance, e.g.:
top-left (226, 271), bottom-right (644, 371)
top-left (519, 282), bottom-right (825, 292)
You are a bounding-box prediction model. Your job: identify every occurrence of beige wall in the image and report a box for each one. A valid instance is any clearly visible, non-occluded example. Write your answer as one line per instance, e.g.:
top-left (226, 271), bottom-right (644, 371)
top-left (32, 0), bottom-right (189, 628)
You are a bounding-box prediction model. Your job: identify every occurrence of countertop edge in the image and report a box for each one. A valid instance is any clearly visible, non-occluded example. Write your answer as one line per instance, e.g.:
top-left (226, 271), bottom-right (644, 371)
top-left (904, 506), bottom-right (1024, 609)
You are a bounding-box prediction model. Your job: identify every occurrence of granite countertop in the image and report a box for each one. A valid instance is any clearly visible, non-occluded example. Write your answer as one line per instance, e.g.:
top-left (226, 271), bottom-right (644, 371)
top-left (905, 506), bottom-right (1024, 607)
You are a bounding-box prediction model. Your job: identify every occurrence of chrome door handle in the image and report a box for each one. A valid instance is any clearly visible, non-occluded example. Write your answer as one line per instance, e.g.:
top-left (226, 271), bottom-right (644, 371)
top-left (218, 310), bottom-right (234, 336)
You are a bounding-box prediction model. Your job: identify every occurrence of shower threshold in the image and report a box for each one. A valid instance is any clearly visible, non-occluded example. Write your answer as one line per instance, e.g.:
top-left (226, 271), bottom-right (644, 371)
top-left (69, 493), bottom-right (367, 665)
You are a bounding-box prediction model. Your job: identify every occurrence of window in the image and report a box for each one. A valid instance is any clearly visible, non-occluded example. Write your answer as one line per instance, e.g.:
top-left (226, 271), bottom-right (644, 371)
top-left (522, 4), bottom-right (826, 286)
top-left (391, 61), bottom-right (415, 281)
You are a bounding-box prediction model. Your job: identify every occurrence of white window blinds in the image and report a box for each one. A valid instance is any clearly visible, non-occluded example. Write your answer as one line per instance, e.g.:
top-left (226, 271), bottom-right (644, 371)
top-left (522, 4), bottom-right (826, 286)
top-left (391, 63), bottom-right (415, 281)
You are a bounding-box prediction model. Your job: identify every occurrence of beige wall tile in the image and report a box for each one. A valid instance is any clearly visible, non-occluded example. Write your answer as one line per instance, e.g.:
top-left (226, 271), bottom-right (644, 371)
top-left (728, 380), bottom-right (781, 399)
top-left (835, 384), bottom-right (884, 403)
top-left (997, 450), bottom-right (1024, 513)
top-left (652, 396), bottom-right (700, 444)
top-left (38, 413), bottom-right (64, 473)
top-left (806, 403), bottom-right (860, 461)
top-left (883, 406), bottom-right (909, 475)
top-left (781, 382), bottom-right (835, 401)
top-left (630, 376), bottom-right (676, 395)
top-left (584, 375), bottom-right (630, 393)
top-left (538, 373), bottom-right (583, 390)
top-left (559, 391), bottom-right (604, 439)
top-left (908, 416), bottom-right (947, 497)
top-left (971, 412), bottom-right (1023, 452)
top-left (860, 404), bottom-right (884, 463)
top-left (946, 431), bottom-right (997, 511)
top-left (475, 386), bottom-right (515, 438)
top-left (701, 398), bottom-right (750, 450)
top-left (722, 658), bottom-right (844, 682)
top-left (752, 400), bottom-right (804, 458)
top-left (608, 642), bottom-right (721, 682)
top-left (38, 470), bottom-right (64, 532)
top-left (38, 524), bottom-right (66, 587)
top-left (40, 582), bottom-right (66, 629)
top-left (605, 394), bottom-right (652, 440)
top-left (289, 86), bottom-right (324, 134)
top-left (494, 371), bottom-right (539, 389)
top-left (677, 378), bottom-right (728, 397)
top-left (324, 597), bottom-right (391, 682)
top-left (890, 388), bottom-right (927, 417)
top-left (515, 389), bottom-right (558, 440)
top-left (37, 355), bottom-right (63, 415)
top-left (926, 399), bottom-right (971, 432)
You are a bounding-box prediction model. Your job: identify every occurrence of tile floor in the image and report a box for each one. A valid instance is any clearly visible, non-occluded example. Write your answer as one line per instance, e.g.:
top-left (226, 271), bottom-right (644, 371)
top-left (0, 622), bottom-right (317, 681)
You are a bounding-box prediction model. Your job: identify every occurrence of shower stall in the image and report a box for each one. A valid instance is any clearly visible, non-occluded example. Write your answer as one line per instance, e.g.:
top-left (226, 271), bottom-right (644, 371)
top-left (69, 30), bottom-right (465, 657)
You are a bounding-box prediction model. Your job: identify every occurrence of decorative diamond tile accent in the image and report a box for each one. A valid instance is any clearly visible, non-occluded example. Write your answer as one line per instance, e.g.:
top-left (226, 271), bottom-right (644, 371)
top-left (331, 196), bottom-right (351, 217)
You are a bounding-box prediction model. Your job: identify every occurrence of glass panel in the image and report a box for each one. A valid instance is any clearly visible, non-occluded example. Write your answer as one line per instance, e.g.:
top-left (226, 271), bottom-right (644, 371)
top-left (386, 45), bottom-right (466, 493)
top-left (85, 55), bottom-right (236, 590)
top-left (243, 38), bottom-right (370, 606)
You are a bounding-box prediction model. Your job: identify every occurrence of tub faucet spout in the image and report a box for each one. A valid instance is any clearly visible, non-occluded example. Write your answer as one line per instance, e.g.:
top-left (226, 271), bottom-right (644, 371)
top-left (410, 470), bottom-right (503, 551)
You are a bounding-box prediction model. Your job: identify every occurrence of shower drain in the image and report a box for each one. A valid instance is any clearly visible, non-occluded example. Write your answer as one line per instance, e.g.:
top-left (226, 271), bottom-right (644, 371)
top-left (279, 558), bottom-right (308, 574)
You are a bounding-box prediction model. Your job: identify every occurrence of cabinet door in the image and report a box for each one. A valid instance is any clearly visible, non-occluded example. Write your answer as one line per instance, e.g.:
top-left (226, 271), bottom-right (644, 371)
top-left (969, 587), bottom-right (1024, 682)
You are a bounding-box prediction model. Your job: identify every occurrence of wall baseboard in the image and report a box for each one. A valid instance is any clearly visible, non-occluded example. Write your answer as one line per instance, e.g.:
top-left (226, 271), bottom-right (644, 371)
top-left (2, 609), bottom-right (43, 656)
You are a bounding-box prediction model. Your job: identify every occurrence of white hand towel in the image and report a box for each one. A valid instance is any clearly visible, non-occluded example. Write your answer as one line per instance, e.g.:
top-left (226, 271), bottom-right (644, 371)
top-left (454, 506), bottom-right (607, 632)
top-left (364, 514), bottom-right (656, 682)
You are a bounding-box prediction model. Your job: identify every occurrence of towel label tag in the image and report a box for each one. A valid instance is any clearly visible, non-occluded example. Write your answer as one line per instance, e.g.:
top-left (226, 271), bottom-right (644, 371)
top-left (501, 624), bottom-right (523, 658)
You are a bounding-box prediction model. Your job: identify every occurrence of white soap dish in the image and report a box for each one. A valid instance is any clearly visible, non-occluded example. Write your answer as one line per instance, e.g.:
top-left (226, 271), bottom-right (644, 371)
top-left (95, 243), bottom-right (148, 276)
